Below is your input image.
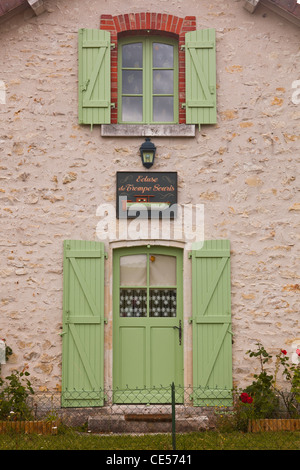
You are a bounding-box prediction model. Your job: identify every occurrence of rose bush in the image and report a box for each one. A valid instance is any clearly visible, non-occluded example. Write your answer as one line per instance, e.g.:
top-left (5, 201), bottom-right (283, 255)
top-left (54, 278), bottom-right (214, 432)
top-left (242, 342), bottom-right (300, 420)
top-left (216, 342), bottom-right (300, 432)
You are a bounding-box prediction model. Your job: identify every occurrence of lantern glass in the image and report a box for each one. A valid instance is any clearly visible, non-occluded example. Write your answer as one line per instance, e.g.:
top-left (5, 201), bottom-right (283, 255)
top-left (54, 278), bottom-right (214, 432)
top-left (143, 151), bottom-right (154, 164)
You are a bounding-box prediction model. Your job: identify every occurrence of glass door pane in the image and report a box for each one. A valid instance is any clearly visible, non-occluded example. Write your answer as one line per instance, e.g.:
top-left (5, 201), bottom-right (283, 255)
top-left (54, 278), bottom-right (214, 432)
top-left (149, 254), bottom-right (176, 286)
top-left (120, 255), bottom-right (147, 317)
top-left (120, 254), bottom-right (147, 286)
top-left (150, 289), bottom-right (177, 317)
top-left (149, 254), bottom-right (177, 317)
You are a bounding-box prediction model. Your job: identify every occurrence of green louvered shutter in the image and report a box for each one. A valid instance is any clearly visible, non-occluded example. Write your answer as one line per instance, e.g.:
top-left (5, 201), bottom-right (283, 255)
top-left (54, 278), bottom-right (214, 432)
top-left (191, 240), bottom-right (232, 406)
top-left (185, 29), bottom-right (217, 125)
top-left (62, 240), bottom-right (105, 407)
top-left (78, 28), bottom-right (111, 126)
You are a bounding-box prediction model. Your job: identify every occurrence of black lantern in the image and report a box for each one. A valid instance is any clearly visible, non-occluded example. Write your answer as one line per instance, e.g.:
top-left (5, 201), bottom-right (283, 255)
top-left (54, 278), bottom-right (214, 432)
top-left (140, 138), bottom-right (156, 169)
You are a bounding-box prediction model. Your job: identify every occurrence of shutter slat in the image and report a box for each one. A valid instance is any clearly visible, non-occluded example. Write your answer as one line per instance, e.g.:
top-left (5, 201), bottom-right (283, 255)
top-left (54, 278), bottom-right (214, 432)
top-left (191, 240), bottom-right (232, 406)
top-left (78, 29), bottom-right (111, 125)
top-left (185, 29), bottom-right (217, 125)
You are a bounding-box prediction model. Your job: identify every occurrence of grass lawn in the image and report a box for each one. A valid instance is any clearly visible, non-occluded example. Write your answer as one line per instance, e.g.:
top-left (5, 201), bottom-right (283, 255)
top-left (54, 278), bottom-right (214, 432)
top-left (0, 429), bottom-right (299, 450)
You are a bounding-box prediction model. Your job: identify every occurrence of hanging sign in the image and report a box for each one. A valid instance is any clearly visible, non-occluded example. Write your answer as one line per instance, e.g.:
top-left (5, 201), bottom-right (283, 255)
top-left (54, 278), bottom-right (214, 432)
top-left (117, 172), bottom-right (177, 219)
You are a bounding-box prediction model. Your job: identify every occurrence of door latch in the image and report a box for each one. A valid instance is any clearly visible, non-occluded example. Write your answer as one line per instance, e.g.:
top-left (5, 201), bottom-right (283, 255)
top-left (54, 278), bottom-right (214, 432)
top-left (173, 320), bottom-right (182, 345)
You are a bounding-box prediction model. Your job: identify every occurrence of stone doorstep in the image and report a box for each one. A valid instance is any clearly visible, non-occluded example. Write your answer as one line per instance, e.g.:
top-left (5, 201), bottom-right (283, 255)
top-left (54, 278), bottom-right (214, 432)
top-left (88, 414), bottom-right (209, 434)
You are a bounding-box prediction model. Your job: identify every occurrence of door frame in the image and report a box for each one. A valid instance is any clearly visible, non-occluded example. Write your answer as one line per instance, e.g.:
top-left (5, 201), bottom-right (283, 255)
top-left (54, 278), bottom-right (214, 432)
top-left (112, 245), bottom-right (184, 403)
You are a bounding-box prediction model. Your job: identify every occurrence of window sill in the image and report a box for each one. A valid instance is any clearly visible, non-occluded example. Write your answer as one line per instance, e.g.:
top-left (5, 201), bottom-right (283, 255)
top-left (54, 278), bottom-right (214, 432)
top-left (101, 124), bottom-right (195, 137)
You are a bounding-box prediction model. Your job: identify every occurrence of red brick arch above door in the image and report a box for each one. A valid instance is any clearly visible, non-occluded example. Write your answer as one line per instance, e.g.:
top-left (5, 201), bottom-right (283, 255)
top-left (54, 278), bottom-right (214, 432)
top-left (99, 13), bottom-right (197, 124)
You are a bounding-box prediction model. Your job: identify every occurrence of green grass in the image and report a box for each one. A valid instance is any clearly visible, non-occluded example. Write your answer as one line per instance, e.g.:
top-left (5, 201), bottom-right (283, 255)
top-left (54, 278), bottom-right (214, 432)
top-left (0, 429), bottom-right (299, 450)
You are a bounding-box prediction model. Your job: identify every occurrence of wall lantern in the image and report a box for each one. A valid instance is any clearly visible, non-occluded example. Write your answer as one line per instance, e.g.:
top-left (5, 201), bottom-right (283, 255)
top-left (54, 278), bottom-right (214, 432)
top-left (140, 138), bottom-right (156, 169)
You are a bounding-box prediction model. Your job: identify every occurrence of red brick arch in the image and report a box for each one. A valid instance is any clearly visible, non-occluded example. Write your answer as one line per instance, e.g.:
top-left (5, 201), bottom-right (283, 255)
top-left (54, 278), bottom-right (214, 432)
top-left (100, 13), bottom-right (197, 124)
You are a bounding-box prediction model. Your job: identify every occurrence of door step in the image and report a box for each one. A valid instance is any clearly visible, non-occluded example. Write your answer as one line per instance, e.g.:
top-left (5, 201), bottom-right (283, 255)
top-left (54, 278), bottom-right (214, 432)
top-left (88, 412), bottom-right (209, 434)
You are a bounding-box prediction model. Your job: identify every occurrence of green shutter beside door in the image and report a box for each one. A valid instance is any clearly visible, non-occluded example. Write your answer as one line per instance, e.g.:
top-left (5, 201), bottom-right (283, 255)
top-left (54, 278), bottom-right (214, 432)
top-left (191, 240), bottom-right (232, 406)
top-left (78, 28), bottom-right (111, 126)
top-left (62, 240), bottom-right (105, 407)
top-left (185, 29), bottom-right (217, 126)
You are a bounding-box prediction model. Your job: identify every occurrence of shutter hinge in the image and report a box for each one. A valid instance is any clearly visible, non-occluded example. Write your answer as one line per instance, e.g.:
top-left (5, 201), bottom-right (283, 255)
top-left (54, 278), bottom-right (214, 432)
top-left (188, 251), bottom-right (192, 258)
top-left (111, 43), bottom-right (116, 49)
top-left (104, 318), bottom-right (108, 324)
top-left (60, 331), bottom-right (67, 336)
top-left (110, 103), bottom-right (116, 109)
top-left (104, 251), bottom-right (108, 259)
top-left (189, 317), bottom-right (193, 324)
top-left (181, 103), bottom-right (186, 109)
top-left (180, 45), bottom-right (186, 51)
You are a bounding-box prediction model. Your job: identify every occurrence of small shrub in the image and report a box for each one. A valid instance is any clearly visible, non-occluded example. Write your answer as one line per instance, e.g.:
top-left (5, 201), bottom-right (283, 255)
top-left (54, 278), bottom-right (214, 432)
top-left (0, 367), bottom-right (34, 421)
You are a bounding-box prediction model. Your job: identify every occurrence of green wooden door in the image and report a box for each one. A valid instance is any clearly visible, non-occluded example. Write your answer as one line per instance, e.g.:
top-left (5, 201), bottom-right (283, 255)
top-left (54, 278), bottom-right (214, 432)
top-left (191, 240), bottom-right (233, 406)
top-left (62, 240), bottom-right (105, 407)
top-left (113, 246), bottom-right (183, 403)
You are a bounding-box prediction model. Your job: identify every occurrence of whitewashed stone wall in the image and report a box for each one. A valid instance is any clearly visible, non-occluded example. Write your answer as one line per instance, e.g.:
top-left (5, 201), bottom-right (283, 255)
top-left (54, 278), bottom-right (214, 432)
top-left (0, 0), bottom-right (299, 392)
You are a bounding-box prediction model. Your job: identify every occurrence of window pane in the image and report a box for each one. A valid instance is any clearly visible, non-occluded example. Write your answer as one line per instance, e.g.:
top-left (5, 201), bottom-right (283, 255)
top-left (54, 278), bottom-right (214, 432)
top-left (120, 255), bottom-right (147, 285)
top-left (122, 70), bottom-right (143, 94)
top-left (122, 43), bottom-right (143, 68)
top-left (153, 70), bottom-right (173, 94)
top-left (153, 43), bottom-right (173, 68)
top-left (120, 288), bottom-right (147, 317)
top-left (122, 97), bottom-right (143, 122)
top-left (150, 289), bottom-right (177, 317)
top-left (153, 97), bottom-right (174, 122)
top-left (149, 254), bottom-right (176, 286)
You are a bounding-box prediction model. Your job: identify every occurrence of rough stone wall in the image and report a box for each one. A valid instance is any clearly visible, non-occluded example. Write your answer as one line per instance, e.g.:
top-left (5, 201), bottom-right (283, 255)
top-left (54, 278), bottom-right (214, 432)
top-left (0, 0), bottom-right (299, 393)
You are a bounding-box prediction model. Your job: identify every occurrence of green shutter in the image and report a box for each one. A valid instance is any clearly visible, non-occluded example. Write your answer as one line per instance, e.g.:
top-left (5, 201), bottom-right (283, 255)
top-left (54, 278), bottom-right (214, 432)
top-left (78, 28), bottom-right (111, 126)
top-left (185, 29), bottom-right (217, 126)
top-left (62, 240), bottom-right (105, 407)
top-left (191, 240), bottom-right (232, 406)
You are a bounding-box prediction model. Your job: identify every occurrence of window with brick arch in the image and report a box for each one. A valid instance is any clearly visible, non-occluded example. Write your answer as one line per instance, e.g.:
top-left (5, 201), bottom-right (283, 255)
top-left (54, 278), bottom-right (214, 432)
top-left (99, 13), bottom-right (197, 125)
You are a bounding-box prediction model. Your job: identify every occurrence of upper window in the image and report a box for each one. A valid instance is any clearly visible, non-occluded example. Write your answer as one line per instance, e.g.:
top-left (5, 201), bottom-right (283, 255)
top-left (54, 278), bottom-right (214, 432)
top-left (78, 27), bottom-right (217, 133)
top-left (118, 36), bottom-right (178, 124)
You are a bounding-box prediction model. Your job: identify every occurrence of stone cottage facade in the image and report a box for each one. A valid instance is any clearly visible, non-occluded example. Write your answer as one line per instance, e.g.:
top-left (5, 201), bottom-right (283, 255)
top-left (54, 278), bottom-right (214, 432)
top-left (0, 0), bottom-right (299, 409)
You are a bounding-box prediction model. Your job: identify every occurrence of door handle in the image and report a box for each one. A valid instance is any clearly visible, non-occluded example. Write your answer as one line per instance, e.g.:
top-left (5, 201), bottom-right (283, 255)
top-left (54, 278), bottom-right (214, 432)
top-left (173, 320), bottom-right (182, 345)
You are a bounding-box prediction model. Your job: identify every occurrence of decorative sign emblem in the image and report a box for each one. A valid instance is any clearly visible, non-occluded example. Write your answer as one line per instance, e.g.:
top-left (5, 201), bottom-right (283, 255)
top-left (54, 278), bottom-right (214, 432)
top-left (117, 172), bottom-right (177, 219)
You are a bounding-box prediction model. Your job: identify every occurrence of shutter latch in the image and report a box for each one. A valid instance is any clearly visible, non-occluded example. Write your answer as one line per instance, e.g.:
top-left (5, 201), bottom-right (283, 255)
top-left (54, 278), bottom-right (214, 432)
top-left (81, 79), bottom-right (90, 92)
